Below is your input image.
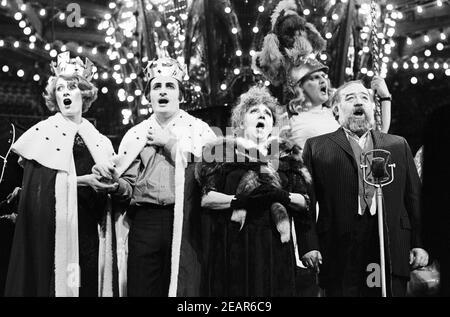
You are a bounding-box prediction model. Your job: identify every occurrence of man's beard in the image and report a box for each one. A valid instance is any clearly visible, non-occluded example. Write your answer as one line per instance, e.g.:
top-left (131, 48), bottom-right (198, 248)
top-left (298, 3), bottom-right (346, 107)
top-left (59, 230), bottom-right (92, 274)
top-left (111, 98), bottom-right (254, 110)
top-left (342, 114), bottom-right (374, 136)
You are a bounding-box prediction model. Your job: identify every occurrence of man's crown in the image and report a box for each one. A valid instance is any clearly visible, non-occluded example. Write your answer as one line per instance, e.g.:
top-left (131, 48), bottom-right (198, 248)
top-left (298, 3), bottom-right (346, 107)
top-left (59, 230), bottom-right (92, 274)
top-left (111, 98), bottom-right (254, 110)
top-left (50, 52), bottom-right (95, 81)
top-left (144, 57), bottom-right (186, 82)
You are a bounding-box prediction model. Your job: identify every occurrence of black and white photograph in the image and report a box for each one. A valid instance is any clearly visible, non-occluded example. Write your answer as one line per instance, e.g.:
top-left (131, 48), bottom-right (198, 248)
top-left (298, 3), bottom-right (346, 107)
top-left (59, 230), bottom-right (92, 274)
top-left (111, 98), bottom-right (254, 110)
top-left (0, 0), bottom-right (449, 301)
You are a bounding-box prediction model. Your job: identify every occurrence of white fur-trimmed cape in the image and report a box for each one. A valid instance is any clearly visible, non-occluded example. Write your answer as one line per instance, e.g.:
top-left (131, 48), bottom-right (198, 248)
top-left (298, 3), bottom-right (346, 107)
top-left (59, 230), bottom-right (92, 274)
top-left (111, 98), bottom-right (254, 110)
top-left (11, 113), bottom-right (116, 297)
top-left (112, 109), bottom-right (216, 297)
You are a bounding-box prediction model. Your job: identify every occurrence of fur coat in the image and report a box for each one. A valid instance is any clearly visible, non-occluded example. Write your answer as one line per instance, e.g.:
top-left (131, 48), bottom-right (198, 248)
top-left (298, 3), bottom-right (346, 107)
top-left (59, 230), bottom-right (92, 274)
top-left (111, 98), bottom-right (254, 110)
top-left (195, 136), bottom-right (314, 296)
top-left (196, 136), bottom-right (312, 238)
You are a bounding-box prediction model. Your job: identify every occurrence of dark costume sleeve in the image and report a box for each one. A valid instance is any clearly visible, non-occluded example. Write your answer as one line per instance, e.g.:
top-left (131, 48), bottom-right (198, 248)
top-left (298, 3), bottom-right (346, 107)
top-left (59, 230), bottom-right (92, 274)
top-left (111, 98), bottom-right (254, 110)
top-left (195, 159), bottom-right (223, 197)
top-left (403, 138), bottom-right (424, 249)
top-left (73, 138), bottom-right (107, 223)
top-left (113, 157), bottom-right (140, 203)
top-left (296, 139), bottom-right (320, 256)
top-left (5, 159), bottom-right (57, 296)
top-left (421, 106), bottom-right (450, 296)
top-left (73, 138), bottom-right (111, 296)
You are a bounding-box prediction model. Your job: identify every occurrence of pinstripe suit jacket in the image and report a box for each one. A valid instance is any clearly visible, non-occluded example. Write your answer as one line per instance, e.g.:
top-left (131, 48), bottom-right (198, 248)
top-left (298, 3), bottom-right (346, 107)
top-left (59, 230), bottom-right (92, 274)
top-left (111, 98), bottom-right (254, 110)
top-left (300, 127), bottom-right (423, 280)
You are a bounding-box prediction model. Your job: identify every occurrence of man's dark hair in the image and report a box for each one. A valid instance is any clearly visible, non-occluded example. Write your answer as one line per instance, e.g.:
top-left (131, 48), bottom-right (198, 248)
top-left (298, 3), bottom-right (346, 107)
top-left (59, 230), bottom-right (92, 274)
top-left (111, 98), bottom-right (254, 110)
top-left (144, 78), bottom-right (185, 102)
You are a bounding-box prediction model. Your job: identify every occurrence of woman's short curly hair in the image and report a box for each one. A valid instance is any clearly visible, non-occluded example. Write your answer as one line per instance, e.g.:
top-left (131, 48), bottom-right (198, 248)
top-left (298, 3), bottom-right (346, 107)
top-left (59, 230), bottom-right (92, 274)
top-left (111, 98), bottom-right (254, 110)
top-left (230, 86), bottom-right (279, 136)
top-left (43, 74), bottom-right (98, 113)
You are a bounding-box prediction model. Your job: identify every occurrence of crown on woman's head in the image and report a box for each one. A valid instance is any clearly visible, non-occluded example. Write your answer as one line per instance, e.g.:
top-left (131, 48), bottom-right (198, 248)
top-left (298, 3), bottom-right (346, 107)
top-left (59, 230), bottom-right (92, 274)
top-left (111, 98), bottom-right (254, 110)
top-left (50, 52), bottom-right (95, 81)
top-left (144, 57), bottom-right (186, 82)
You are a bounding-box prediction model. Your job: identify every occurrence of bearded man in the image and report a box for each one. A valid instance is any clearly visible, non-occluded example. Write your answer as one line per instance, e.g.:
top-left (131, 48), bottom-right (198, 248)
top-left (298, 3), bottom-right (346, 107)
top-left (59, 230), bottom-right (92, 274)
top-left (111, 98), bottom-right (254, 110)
top-left (301, 80), bottom-right (428, 297)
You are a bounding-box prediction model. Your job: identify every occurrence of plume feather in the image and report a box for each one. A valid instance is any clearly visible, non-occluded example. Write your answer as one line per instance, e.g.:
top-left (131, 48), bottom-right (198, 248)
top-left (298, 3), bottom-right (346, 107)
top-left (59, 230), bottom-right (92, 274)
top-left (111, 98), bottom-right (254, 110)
top-left (254, 33), bottom-right (286, 86)
top-left (305, 22), bottom-right (327, 54)
top-left (270, 0), bottom-right (298, 30)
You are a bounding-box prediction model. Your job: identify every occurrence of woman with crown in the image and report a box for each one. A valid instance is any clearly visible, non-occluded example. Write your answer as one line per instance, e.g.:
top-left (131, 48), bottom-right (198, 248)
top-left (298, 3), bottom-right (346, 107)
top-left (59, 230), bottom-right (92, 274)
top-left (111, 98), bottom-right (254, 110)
top-left (4, 52), bottom-right (118, 297)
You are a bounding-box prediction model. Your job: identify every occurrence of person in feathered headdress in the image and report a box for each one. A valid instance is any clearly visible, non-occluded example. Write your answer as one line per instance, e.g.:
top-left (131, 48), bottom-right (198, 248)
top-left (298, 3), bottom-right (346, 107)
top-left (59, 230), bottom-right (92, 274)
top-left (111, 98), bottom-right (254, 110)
top-left (254, 0), bottom-right (392, 150)
top-left (98, 57), bottom-right (217, 297)
top-left (5, 52), bottom-right (119, 297)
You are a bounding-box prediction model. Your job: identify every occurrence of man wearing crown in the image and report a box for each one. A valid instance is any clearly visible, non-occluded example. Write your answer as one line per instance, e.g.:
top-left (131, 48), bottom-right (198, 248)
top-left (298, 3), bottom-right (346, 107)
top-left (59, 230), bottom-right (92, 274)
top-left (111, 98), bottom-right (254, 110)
top-left (99, 58), bottom-right (216, 297)
top-left (5, 52), bottom-right (118, 297)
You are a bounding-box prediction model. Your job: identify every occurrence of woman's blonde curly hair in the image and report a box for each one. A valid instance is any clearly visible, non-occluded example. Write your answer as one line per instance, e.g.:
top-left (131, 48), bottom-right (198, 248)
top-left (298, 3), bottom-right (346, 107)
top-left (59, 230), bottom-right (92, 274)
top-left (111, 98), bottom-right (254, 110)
top-left (43, 74), bottom-right (98, 113)
top-left (286, 76), bottom-right (333, 116)
top-left (230, 86), bottom-right (280, 137)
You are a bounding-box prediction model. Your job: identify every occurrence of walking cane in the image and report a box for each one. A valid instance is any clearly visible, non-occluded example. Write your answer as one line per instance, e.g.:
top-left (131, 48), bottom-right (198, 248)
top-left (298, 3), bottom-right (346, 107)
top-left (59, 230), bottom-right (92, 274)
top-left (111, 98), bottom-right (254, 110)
top-left (361, 149), bottom-right (395, 297)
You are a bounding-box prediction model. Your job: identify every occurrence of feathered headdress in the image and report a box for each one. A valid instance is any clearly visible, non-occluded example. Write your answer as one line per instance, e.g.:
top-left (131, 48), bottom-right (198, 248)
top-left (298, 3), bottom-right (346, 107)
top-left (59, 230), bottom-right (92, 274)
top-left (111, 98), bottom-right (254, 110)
top-left (50, 51), bottom-right (95, 82)
top-left (254, 0), bottom-right (327, 87)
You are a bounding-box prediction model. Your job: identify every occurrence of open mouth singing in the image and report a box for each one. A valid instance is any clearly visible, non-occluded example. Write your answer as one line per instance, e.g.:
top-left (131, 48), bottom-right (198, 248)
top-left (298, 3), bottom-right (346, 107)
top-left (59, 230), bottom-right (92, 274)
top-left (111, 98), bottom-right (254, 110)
top-left (256, 120), bottom-right (265, 130)
top-left (158, 98), bottom-right (169, 105)
top-left (353, 107), bottom-right (365, 117)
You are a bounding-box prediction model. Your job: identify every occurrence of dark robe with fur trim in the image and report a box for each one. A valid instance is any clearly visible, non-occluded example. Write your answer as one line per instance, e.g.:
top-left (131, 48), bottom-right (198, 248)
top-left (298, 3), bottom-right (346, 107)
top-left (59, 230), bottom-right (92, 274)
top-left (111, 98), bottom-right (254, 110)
top-left (196, 137), bottom-right (312, 296)
top-left (5, 135), bottom-right (118, 297)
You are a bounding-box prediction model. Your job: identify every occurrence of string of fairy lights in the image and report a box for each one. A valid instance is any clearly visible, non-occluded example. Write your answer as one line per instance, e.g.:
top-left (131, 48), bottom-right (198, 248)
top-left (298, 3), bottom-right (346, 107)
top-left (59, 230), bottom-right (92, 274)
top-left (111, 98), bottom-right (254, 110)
top-left (0, 0), bottom-right (106, 82)
top-left (108, 0), bottom-right (197, 124)
top-left (218, 1), bottom-right (271, 94)
top-left (0, 0), bottom-right (193, 125)
top-left (0, 0), bottom-right (449, 124)
top-left (215, 0), bottom-right (398, 95)
top-left (385, 0), bottom-right (450, 85)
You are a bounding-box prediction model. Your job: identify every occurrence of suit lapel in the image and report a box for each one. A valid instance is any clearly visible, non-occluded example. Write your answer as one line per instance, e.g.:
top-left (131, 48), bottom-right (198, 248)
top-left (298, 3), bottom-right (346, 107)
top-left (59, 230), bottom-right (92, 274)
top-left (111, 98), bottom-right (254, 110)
top-left (370, 129), bottom-right (384, 149)
top-left (328, 127), bottom-right (358, 171)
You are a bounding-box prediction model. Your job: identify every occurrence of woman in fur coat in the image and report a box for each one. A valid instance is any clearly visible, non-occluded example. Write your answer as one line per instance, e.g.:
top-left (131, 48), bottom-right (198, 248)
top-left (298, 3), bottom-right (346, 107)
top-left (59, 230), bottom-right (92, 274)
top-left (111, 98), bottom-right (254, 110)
top-left (196, 86), bottom-right (317, 296)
